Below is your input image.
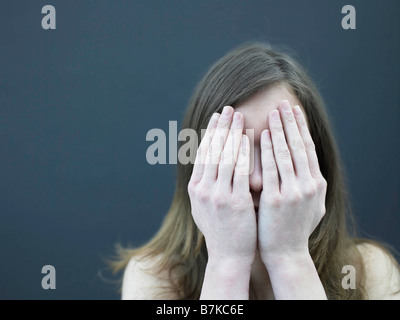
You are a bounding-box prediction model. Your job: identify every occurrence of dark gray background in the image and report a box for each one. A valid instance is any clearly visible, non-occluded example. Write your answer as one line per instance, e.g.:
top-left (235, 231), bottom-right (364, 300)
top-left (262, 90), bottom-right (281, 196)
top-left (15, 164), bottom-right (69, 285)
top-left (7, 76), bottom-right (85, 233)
top-left (0, 0), bottom-right (398, 299)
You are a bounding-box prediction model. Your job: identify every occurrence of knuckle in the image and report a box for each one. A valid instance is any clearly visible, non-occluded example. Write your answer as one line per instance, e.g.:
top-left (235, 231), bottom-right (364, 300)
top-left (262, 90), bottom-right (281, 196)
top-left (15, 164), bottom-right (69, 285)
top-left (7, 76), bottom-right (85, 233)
top-left (289, 138), bottom-right (305, 151)
top-left (271, 123), bottom-right (284, 133)
top-left (212, 192), bottom-right (227, 208)
top-left (286, 114), bottom-right (296, 123)
top-left (304, 139), bottom-right (315, 151)
top-left (276, 148), bottom-right (291, 159)
top-left (303, 183), bottom-right (317, 198)
top-left (218, 119), bottom-right (231, 130)
top-left (263, 193), bottom-right (282, 208)
top-left (262, 159), bottom-right (277, 172)
top-left (281, 161), bottom-right (293, 173)
top-left (262, 136), bottom-right (273, 149)
top-left (287, 190), bottom-right (302, 204)
top-left (196, 185), bottom-right (210, 202)
top-left (297, 116), bottom-right (307, 127)
top-left (317, 177), bottom-right (328, 190)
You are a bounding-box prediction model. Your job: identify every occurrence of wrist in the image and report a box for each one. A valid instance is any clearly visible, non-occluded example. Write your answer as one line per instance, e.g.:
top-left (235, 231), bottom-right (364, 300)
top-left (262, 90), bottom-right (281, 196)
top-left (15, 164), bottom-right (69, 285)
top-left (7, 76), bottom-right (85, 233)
top-left (261, 249), bottom-right (311, 272)
top-left (201, 257), bottom-right (253, 300)
top-left (260, 251), bottom-right (326, 300)
top-left (207, 255), bottom-right (254, 275)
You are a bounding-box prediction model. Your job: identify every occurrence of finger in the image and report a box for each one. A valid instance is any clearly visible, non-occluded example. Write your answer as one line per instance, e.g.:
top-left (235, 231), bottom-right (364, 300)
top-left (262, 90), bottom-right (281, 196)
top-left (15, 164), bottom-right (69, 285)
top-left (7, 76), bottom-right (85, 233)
top-left (269, 109), bottom-right (296, 185)
top-left (233, 135), bottom-right (250, 194)
top-left (292, 105), bottom-right (322, 179)
top-left (203, 106), bottom-right (234, 181)
top-left (217, 112), bottom-right (244, 187)
top-left (278, 100), bottom-right (312, 180)
top-left (191, 112), bottom-right (220, 183)
top-left (261, 129), bottom-right (280, 196)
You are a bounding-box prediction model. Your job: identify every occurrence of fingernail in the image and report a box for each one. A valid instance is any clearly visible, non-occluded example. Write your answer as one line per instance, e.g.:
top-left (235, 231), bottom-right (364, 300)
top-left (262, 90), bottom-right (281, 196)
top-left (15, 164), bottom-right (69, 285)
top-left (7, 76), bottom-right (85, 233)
top-left (293, 105), bottom-right (302, 115)
top-left (281, 100), bottom-right (291, 112)
top-left (241, 135), bottom-right (247, 151)
top-left (271, 110), bottom-right (280, 120)
top-left (262, 130), bottom-right (272, 148)
top-left (233, 112), bottom-right (242, 121)
top-left (223, 106), bottom-right (233, 116)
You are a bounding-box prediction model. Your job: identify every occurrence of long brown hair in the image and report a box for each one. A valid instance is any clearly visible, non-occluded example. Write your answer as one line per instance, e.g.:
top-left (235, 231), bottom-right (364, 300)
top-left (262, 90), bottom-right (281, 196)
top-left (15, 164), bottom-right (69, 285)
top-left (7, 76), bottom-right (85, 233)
top-left (111, 42), bottom-right (392, 299)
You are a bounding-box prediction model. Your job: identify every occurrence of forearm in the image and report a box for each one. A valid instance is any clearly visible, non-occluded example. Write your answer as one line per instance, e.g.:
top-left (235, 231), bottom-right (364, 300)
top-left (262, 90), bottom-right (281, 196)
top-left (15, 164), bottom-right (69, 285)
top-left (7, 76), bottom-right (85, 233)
top-left (200, 258), bottom-right (252, 300)
top-left (263, 252), bottom-right (327, 300)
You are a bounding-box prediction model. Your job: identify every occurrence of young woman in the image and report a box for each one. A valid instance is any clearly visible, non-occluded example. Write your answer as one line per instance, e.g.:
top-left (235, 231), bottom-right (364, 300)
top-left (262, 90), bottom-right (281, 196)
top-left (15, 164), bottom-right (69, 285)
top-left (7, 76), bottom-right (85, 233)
top-left (112, 42), bottom-right (400, 299)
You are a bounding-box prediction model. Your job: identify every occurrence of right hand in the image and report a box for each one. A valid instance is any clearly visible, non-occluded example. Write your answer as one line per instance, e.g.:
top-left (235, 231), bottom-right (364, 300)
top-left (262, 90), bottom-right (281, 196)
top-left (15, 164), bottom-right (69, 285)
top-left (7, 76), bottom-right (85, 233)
top-left (187, 106), bottom-right (257, 265)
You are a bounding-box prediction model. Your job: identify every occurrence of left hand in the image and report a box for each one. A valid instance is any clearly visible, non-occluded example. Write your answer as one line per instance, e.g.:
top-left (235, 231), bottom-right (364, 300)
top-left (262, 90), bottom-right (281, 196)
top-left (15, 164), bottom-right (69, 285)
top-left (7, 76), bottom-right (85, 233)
top-left (258, 100), bottom-right (327, 264)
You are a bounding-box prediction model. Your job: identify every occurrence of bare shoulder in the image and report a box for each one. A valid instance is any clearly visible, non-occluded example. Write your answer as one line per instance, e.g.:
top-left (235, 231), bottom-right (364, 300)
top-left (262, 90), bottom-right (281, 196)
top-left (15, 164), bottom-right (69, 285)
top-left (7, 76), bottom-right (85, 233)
top-left (122, 253), bottom-right (179, 300)
top-left (356, 242), bottom-right (400, 299)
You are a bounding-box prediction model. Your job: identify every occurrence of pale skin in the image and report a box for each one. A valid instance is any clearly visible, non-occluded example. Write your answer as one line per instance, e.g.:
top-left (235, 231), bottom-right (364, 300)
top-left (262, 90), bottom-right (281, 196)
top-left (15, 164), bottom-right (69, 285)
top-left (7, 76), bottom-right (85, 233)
top-left (122, 85), bottom-right (400, 300)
